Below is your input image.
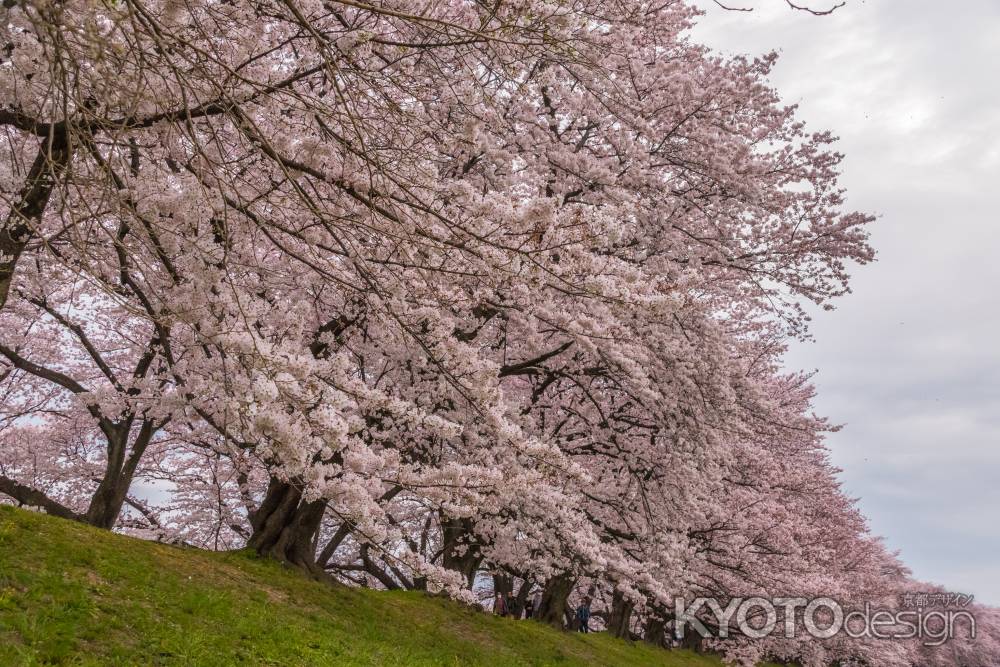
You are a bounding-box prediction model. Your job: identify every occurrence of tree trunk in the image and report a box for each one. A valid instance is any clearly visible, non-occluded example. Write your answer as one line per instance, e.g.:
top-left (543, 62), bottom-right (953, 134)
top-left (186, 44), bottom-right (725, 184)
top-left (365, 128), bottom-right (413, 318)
top-left (607, 589), bottom-right (635, 639)
top-left (85, 478), bottom-right (130, 529)
top-left (248, 477), bottom-right (326, 575)
top-left (513, 578), bottom-right (533, 618)
top-left (644, 613), bottom-right (666, 646)
top-left (85, 420), bottom-right (157, 529)
top-left (676, 616), bottom-right (705, 653)
top-left (537, 573), bottom-right (576, 629)
top-left (439, 514), bottom-right (481, 588)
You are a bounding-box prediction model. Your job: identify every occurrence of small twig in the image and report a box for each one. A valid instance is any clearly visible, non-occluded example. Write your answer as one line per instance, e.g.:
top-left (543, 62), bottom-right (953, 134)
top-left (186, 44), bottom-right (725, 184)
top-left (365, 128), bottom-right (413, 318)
top-left (713, 0), bottom-right (753, 10)
top-left (712, 0), bottom-right (845, 13)
top-left (785, 0), bottom-right (845, 15)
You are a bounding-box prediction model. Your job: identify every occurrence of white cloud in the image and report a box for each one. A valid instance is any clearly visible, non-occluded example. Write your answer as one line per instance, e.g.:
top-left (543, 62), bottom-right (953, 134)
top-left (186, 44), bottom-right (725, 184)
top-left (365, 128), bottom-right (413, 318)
top-left (691, 0), bottom-right (1000, 605)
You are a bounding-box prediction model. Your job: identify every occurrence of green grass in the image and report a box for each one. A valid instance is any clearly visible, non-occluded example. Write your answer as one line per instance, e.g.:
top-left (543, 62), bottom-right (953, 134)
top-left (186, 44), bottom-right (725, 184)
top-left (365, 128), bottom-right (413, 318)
top-left (0, 505), bottom-right (743, 666)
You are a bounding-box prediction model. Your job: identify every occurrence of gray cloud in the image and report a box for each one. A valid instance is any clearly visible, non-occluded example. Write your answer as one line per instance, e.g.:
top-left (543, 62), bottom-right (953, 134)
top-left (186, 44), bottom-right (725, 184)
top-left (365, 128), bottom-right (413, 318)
top-left (691, 0), bottom-right (1000, 604)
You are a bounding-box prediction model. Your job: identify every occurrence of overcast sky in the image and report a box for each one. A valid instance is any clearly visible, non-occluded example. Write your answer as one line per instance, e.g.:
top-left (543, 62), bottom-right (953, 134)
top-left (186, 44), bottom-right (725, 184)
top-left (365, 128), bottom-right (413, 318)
top-left (690, 1), bottom-right (1000, 605)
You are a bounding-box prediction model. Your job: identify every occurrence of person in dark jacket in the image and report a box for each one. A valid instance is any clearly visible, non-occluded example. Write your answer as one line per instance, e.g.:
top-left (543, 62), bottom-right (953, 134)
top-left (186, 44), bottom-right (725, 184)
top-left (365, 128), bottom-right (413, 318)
top-left (493, 592), bottom-right (508, 617)
top-left (576, 597), bottom-right (592, 633)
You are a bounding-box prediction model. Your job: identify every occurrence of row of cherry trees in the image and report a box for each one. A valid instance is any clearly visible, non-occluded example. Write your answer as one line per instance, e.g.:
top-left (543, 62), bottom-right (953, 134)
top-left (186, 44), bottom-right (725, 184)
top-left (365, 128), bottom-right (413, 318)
top-left (1, 0), bottom-right (995, 664)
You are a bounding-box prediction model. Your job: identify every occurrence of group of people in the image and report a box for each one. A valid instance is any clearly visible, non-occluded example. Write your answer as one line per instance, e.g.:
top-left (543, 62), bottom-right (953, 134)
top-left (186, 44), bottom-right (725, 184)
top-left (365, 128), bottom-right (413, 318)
top-left (491, 591), bottom-right (540, 620)
top-left (491, 592), bottom-right (593, 633)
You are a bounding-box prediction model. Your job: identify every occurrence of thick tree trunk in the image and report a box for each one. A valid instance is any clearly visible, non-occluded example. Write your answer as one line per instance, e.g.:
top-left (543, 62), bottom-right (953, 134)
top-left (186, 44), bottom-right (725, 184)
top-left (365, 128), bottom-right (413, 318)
top-left (513, 578), bottom-right (532, 618)
top-left (536, 573), bottom-right (576, 629)
top-left (247, 315), bottom-right (359, 577)
top-left (676, 615), bottom-right (705, 652)
top-left (84, 420), bottom-right (157, 529)
top-left (644, 613), bottom-right (666, 646)
top-left (607, 590), bottom-right (635, 639)
top-left (85, 433), bottom-right (130, 529)
top-left (247, 478), bottom-right (326, 575)
top-left (439, 514), bottom-right (481, 588)
top-left (85, 480), bottom-right (130, 529)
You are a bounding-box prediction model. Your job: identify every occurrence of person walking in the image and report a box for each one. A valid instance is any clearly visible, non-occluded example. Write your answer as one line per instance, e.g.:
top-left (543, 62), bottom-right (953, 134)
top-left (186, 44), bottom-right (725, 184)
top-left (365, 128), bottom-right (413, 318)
top-left (505, 593), bottom-right (518, 618)
top-left (575, 597), bottom-right (592, 633)
top-left (493, 592), bottom-right (508, 617)
top-left (524, 593), bottom-right (535, 619)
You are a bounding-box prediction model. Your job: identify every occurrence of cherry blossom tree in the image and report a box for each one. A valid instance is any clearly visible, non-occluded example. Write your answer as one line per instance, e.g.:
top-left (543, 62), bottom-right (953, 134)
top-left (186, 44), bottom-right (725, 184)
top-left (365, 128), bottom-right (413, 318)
top-left (2, 0), bottom-right (997, 664)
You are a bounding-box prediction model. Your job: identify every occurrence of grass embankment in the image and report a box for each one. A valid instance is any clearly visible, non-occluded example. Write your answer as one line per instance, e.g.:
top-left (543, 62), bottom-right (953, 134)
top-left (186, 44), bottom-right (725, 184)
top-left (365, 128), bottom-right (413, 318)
top-left (0, 505), bottom-right (750, 666)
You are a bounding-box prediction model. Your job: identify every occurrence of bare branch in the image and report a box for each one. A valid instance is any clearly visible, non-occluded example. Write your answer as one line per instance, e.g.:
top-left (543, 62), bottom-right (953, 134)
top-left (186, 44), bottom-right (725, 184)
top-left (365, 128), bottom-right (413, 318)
top-left (785, 0), bottom-right (845, 14)
top-left (713, 0), bottom-right (753, 11)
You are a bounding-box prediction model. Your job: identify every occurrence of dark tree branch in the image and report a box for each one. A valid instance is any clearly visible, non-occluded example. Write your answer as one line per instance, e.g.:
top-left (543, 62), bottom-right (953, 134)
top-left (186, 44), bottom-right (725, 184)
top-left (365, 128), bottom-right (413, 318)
top-left (0, 342), bottom-right (90, 395)
top-left (713, 0), bottom-right (752, 11)
top-left (0, 128), bottom-right (73, 311)
top-left (0, 475), bottom-right (83, 522)
top-left (22, 292), bottom-right (124, 392)
top-left (498, 341), bottom-right (574, 377)
top-left (785, 0), bottom-right (845, 14)
top-left (711, 0), bottom-right (844, 13)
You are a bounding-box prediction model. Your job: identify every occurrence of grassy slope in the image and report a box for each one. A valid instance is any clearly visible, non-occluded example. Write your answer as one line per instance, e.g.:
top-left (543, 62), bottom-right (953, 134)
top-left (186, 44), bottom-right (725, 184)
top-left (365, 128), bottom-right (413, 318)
top-left (0, 506), bottom-right (740, 667)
